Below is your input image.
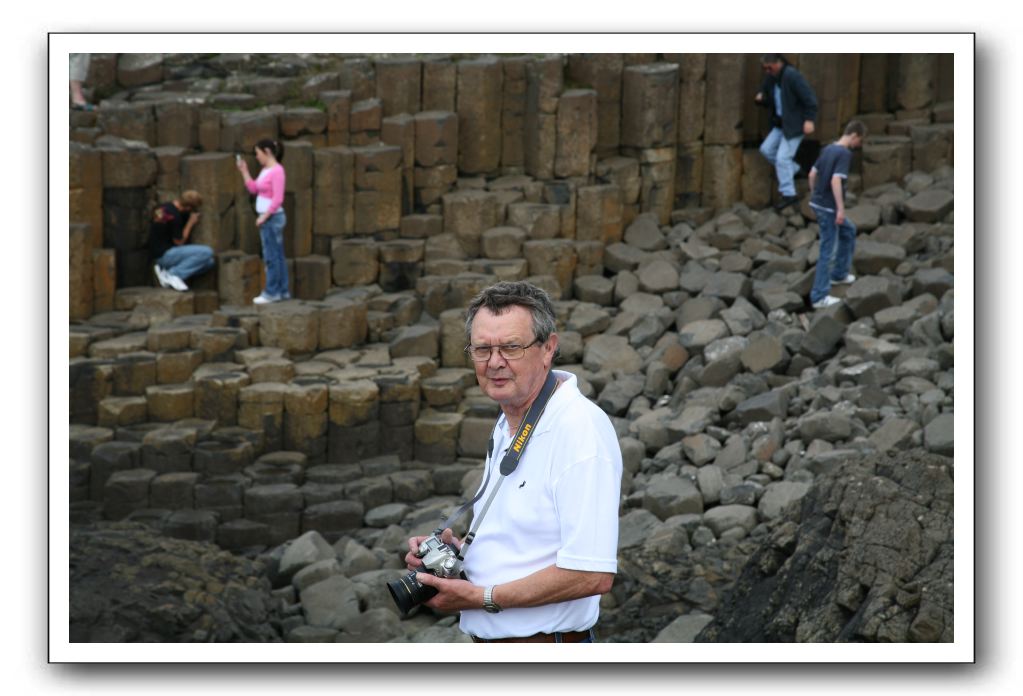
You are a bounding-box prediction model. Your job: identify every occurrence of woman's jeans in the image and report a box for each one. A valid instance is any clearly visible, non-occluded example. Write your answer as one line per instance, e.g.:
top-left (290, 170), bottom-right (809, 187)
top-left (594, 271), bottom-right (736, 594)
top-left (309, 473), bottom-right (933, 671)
top-left (810, 207), bottom-right (856, 303)
top-left (259, 210), bottom-right (289, 299)
top-left (759, 127), bottom-right (803, 197)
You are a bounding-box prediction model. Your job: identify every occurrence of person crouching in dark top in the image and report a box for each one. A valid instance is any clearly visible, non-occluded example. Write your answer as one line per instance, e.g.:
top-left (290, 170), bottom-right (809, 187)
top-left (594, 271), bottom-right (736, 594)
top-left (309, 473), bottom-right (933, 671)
top-left (150, 190), bottom-right (214, 292)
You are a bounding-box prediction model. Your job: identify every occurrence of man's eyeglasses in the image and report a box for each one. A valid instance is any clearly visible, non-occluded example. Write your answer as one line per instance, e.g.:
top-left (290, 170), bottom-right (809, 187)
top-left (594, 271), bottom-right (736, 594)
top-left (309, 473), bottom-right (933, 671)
top-left (464, 338), bottom-right (541, 362)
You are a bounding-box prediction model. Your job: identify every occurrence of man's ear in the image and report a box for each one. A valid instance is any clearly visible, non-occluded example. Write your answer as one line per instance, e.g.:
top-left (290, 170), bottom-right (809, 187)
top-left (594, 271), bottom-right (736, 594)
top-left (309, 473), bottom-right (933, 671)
top-left (544, 333), bottom-right (560, 368)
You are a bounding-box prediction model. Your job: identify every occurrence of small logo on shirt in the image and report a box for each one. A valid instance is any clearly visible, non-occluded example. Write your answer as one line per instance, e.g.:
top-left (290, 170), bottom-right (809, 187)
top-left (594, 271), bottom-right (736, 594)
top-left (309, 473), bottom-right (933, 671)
top-left (518, 481), bottom-right (526, 488)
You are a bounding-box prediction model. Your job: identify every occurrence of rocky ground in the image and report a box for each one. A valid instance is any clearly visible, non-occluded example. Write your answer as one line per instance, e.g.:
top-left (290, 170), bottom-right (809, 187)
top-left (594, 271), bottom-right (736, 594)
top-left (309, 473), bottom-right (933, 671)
top-left (69, 52), bottom-right (955, 643)
top-left (69, 161), bottom-right (955, 641)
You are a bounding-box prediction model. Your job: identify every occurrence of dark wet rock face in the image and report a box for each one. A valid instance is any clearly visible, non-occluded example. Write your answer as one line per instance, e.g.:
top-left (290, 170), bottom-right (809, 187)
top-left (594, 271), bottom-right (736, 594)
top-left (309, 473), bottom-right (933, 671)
top-left (695, 449), bottom-right (952, 642)
top-left (70, 522), bottom-right (283, 642)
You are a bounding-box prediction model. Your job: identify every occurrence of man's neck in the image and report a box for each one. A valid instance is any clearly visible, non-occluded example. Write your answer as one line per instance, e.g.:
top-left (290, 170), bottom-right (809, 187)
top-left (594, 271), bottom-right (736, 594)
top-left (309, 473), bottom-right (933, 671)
top-left (502, 372), bottom-right (559, 434)
top-left (836, 135), bottom-right (854, 149)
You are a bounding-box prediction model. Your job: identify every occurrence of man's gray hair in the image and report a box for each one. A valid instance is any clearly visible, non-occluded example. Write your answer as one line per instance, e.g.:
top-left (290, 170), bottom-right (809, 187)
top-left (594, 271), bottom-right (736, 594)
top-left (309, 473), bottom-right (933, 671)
top-left (761, 53), bottom-right (786, 65)
top-left (464, 281), bottom-right (558, 345)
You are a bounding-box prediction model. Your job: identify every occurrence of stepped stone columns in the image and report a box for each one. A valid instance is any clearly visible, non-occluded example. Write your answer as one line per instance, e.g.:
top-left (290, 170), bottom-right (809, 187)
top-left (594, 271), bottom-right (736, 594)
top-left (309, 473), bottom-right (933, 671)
top-left (193, 371), bottom-right (250, 426)
top-left (331, 237), bottom-right (379, 288)
top-left (422, 56), bottom-right (457, 113)
top-left (376, 57), bottom-right (422, 117)
top-left (284, 381), bottom-right (329, 464)
top-left (622, 63), bottom-right (679, 150)
top-left (145, 383), bottom-right (195, 422)
top-left (414, 111), bottom-right (458, 210)
top-left (313, 146), bottom-right (355, 244)
top-left (103, 468), bottom-right (156, 520)
top-left (219, 110), bottom-right (277, 156)
top-left (89, 441), bottom-right (141, 501)
top-left (195, 473), bottom-right (249, 523)
top-left (621, 62), bottom-right (678, 224)
top-left (897, 54), bottom-right (937, 111)
top-left (502, 56), bottom-right (529, 171)
top-left (374, 371), bottom-right (421, 461)
top-left (703, 54), bottom-right (745, 147)
top-left (378, 240), bottom-right (426, 293)
top-left (320, 90), bottom-right (352, 147)
top-left (244, 483), bottom-right (304, 546)
top-left (70, 143), bottom-right (103, 248)
top-left (100, 145), bottom-right (157, 287)
top-left (555, 89), bottom-right (598, 179)
top-left (282, 140), bottom-right (314, 259)
top-left (181, 152), bottom-right (236, 252)
top-left (98, 102), bottom-right (156, 145)
top-left (576, 184), bottom-right (624, 246)
top-left (328, 379), bottom-right (380, 464)
top-left (339, 57), bottom-right (376, 103)
top-left (238, 383), bottom-right (288, 453)
top-left (443, 189), bottom-right (501, 258)
top-left (524, 55), bottom-right (563, 180)
top-left (351, 144), bottom-right (402, 235)
top-left (861, 137), bottom-right (913, 190)
top-left (258, 302), bottom-right (320, 354)
top-left (140, 427), bottom-right (195, 475)
top-left (70, 224), bottom-right (95, 321)
top-left (414, 410), bottom-right (465, 463)
top-left (568, 53), bottom-right (624, 158)
top-left (702, 145), bottom-right (743, 212)
top-left (382, 114), bottom-right (415, 216)
top-left (155, 101), bottom-right (199, 149)
top-left (457, 57), bottom-right (504, 175)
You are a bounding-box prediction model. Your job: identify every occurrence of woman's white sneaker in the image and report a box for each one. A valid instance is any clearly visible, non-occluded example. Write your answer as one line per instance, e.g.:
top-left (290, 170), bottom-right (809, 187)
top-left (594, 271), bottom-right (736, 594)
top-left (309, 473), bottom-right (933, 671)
top-left (832, 274), bottom-right (856, 285)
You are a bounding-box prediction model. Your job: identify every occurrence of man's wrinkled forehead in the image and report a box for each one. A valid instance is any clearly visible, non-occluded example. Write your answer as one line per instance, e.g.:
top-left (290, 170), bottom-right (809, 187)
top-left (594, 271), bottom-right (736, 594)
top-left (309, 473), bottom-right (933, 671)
top-left (471, 305), bottom-right (533, 341)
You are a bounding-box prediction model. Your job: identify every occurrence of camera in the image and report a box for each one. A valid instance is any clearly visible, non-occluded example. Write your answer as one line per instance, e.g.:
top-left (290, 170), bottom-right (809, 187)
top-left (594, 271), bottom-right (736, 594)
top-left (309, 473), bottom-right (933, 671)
top-left (387, 535), bottom-right (465, 615)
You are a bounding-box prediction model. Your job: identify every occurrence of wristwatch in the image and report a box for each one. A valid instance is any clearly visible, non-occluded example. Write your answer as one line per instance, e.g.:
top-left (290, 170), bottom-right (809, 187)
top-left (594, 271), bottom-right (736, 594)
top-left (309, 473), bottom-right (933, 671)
top-left (483, 585), bottom-right (502, 613)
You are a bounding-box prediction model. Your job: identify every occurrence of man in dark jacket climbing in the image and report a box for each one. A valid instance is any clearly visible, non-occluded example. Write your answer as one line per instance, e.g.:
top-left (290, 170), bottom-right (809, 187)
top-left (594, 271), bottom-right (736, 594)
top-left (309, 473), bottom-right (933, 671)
top-left (755, 53), bottom-right (818, 211)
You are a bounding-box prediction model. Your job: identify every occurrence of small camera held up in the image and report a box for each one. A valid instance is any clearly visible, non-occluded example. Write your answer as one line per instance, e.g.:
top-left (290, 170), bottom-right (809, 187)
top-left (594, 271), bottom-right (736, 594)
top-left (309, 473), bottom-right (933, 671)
top-left (387, 535), bottom-right (465, 615)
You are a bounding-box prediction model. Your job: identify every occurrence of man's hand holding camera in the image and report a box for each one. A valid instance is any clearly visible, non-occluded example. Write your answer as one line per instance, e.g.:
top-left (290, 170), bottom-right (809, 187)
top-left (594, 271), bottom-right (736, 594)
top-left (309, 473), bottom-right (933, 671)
top-left (403, 528), bottom-right (478, 612)
top-left (413, 573), bottom-right (483, 613)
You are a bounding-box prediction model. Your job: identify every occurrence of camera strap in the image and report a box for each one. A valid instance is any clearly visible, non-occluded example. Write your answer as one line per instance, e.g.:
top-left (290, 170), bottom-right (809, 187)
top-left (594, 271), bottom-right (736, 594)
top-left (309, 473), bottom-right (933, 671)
top-left (433, 371), bottom-right (560, 559)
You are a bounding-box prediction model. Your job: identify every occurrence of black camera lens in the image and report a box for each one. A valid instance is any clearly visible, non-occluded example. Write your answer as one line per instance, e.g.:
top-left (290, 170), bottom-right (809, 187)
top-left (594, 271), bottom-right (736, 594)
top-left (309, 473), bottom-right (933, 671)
top-left (387, 569), bottom-right (439, 616)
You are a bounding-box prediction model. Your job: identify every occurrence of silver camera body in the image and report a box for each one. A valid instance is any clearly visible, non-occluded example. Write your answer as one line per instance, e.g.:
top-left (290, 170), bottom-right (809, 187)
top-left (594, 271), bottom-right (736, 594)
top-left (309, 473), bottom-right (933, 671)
top-left (417, 535), bottom-right (464, 579)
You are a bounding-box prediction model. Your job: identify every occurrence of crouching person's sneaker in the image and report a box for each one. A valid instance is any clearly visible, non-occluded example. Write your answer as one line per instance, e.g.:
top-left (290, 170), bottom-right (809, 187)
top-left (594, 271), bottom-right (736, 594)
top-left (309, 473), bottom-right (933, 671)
top-left (812, 295), bottom-right (842, 309)
top-left (253, 293), bottom-right (280, 305)
top-left (165, 273), bottom-right (189, 292)
top-left (154, 264), bottom-right (171, 288)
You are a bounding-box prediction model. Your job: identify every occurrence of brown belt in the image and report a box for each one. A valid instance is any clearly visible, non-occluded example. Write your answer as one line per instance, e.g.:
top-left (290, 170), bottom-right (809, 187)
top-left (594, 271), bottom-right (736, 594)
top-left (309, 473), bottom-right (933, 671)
top-left (472, 629), bottom-right (593, 643)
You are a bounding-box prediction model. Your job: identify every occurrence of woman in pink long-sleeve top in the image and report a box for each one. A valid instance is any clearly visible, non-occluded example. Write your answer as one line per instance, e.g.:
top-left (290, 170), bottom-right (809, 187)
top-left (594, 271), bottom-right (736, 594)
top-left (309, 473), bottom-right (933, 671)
top-left (236, 139), bottom-right (289, 304)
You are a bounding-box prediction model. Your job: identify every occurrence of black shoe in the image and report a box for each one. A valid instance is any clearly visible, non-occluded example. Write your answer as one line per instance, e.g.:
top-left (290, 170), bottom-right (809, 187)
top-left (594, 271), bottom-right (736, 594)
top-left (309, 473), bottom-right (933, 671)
top-left (773, 195), bottom-right (800, 211)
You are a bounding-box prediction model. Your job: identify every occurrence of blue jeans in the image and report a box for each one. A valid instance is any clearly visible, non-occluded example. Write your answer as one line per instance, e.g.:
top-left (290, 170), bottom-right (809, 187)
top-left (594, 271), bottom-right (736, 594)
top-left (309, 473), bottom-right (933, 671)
top-left (810, 206), bottom-right (856, 303)
top-left (760, 127), bottom-right (803, 197)
top-left (157, 244), bottom-right (214, 281)
top-left (259, 210), bottom-right (290, 299)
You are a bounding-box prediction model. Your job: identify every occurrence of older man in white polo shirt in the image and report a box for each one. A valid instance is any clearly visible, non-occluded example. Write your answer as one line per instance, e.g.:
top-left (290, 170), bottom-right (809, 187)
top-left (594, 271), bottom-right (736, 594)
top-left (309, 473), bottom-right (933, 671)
top-left (405, 281), bottom-right (622, 643)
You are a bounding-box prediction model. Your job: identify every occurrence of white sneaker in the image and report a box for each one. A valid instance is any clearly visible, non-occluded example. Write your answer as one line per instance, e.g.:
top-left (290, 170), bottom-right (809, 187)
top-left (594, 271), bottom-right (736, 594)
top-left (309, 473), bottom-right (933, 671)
top-left (812, 295), bottom-right (842, 309)
top-left (153, 264), bottom-right (171, 288)
top-left (832, 274), bottom-right (856, 285)
top-left (253, 293), bottom-right (277, 305)
top-left (166, 273), bottom-right (189, 292)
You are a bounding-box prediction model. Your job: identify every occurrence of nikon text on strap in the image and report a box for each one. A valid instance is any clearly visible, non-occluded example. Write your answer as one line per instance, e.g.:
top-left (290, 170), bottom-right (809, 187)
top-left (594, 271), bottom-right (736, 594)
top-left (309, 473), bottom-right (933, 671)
top-left (433, 370), bottom-right (560, 559)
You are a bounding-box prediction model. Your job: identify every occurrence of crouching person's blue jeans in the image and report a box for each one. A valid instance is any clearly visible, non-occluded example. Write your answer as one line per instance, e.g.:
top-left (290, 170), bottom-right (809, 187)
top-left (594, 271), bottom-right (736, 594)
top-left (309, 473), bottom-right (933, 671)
top-left (157, 244), bottom-right (215, 281)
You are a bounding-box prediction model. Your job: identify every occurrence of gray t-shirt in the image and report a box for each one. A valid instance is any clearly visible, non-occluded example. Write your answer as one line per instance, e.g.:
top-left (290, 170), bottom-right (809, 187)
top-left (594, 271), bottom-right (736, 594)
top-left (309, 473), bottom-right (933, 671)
top-left (809, 143), bottom-right (853, 212)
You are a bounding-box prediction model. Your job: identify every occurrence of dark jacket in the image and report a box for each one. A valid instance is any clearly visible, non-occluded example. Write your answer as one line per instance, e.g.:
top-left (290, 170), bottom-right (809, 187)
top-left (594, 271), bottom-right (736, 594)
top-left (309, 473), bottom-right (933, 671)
top-left (149, 202), bottom-right (190, 261)
top-left (759, 63), bottom-right (818, 139)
